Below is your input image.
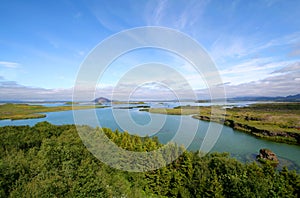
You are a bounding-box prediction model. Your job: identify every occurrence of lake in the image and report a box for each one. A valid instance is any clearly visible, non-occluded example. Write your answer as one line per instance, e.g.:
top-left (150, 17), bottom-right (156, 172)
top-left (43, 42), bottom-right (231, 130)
top-left (1, 104), bottom-right (300, 171)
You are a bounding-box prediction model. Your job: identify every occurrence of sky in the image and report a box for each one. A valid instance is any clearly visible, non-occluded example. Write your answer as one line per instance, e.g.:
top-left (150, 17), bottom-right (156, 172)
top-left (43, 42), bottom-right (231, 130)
top-left (0, 0), bottom-right (300, 100)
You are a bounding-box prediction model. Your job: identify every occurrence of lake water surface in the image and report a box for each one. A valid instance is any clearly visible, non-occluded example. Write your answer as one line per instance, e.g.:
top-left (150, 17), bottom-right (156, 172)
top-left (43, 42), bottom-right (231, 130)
top-left (1, 104), bottom-right (300, 171)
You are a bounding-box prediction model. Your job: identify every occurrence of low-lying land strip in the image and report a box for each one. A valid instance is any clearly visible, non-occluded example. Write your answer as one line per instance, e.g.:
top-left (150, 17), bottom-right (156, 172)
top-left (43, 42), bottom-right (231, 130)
top-left (0, 103), bottom-right (106, 120)
top-left (113, 105), bottom-right (150, 109)
top-left (141, 103), bottom-right (300, 145)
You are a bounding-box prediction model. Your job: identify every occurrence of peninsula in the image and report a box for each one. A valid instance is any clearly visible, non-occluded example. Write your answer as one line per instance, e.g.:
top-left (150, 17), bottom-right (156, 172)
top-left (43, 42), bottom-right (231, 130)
top-left (141, 102), bottom-right (300, 145)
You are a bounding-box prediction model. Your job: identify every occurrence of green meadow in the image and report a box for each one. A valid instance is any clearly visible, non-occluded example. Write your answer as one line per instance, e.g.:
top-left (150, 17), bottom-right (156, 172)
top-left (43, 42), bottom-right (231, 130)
top-left (0, 103), bottom-right (106, 120)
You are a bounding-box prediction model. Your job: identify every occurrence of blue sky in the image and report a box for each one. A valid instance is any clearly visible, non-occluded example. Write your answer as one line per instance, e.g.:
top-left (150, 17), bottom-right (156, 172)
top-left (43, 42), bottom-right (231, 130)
top-left (0, 0), bottom-right (300, 100)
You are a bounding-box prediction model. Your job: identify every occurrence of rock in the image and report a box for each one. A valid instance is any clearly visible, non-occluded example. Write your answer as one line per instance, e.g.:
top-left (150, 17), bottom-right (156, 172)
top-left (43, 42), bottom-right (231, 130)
top-left (257, 148), bottom-right (279, 166)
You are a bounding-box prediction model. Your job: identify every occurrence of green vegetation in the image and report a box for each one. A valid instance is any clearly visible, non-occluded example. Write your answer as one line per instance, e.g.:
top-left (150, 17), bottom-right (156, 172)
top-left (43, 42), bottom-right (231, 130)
top-left (142, 103), bottom-right (300, 145)
top-left (1, 122), bottom-right (300, 197)
top-left (114, 105), bottom-right (150, 109)
top-left (130, 101), bottom-right (146, 104)
top-left (195, 99), bottom-right (211, 103)
top-left (0, 103), bottom-right (106, 120)
top-left (64, 101), bottom-right (80, 105)
top-left (112, 101), bottom-right (146, 105)
top-left (140, 106), bottom-right (201, 115)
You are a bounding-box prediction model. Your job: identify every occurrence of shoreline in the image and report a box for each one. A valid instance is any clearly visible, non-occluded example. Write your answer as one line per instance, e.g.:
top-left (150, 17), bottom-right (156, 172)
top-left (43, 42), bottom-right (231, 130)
top-left (0, 103), bottom-right (106, 121)
top-left (192, 114), bottom-right (300, 145)
top-left (141, 102), bottom-right (300, 145)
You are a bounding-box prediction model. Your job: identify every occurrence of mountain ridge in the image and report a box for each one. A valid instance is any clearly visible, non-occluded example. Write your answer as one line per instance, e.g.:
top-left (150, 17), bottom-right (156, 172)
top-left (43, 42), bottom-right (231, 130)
top-left (230, 93), bottom-right (300, 102)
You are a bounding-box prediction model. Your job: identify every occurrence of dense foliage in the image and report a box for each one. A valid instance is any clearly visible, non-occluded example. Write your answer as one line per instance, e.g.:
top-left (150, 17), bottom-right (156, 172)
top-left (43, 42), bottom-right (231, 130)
top-left (1, 122), bottom-right (300, 197)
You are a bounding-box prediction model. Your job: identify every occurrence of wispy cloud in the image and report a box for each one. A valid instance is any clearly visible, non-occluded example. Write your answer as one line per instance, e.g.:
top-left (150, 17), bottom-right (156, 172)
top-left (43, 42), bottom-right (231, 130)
top-left (209, 30), bottom-right (300, 86)
top-left (290, 48), bottom-right (300, 57)
top-left (0, 61), bottom-right (20, 68)
top-left (220, 58), bottom-right (296, 85)
top-left (145, 0), bottom-right (167, 26)
top-left (253, 31), bottom-right (300, 53)
top-left (1, 60), bottom-right (299, 101)
top-left (225, 64), bottom-right (300, 97)
top-left (145, 0), bottom-right (209, 30)
top-left (148, 0), bottom-right (168, 26)
top-left (87, 1), bottom-right (129, 32)
top-left (289, 42), bottom-right (300, 57)
top-left (271, 62), bottom-right (300, 74)
top-left (77, 50), bottom-right (85, 57)
top-left (195, 61), bottom-right (300, 98)
top-left (0, 79), bottom-right (73, 101)
top-left (221, 57), bottom-right (292, 75)
top-left (210, 35), bottom-right (250, 62)
top-left (210, 32), bottom-right (300, 64)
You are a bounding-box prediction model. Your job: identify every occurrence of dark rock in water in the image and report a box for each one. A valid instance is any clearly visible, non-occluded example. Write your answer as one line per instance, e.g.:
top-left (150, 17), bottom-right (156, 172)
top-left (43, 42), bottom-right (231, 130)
top-left (257, 148), bottom-right (279, 166)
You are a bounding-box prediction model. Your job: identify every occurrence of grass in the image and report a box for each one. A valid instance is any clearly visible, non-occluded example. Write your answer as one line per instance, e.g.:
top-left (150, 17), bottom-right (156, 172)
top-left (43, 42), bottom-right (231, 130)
top-left (140, 106), bottom-right (201, 115)
top-left (64, 101), bottom-right (80, 105)
top-left (141, 102), bottom-right (300, 145)
top-left (0, 103), bottom-right (106, 120)
top-left (111, 101), bottom-right (146, 105)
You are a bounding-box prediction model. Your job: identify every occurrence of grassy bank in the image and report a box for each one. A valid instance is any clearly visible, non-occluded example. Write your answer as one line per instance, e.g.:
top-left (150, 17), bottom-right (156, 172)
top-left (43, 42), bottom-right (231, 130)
top-left (141, 103), bottom-right (300, 145)
top-left (140, 106), bottom-right (201, 115)
top-left (0, 103), bottom-right (106, 120)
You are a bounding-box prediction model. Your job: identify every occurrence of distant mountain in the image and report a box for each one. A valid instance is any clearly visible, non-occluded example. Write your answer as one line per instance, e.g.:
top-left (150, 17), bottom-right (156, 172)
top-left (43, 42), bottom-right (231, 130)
top-left (93, 97), bottom-right (111, 104)
top-left (285, 94), bottom-right (300, 101)
top-left (230, 94), bottom-right (300, 102)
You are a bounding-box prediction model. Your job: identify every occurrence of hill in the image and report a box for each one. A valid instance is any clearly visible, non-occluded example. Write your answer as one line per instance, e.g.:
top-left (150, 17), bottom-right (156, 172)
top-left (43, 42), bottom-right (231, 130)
top-left (93, 97), bottom-right (111, 104)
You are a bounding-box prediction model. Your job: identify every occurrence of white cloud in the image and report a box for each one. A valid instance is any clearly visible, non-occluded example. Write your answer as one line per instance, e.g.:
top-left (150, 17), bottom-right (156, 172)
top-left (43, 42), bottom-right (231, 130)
top-left (210, 36), bottom-right (249, 62)
top-left (289, 42), bottom-right (300, 57)
top-left (0, 61), bottom-right (20, 68)
top-left (210, 31), bottom-right (300, 65)
top-left (220, 58), bottom-right (293, 82)
top-left (196, 61), bottom-right (300, 98)
top-left (88, 1), bottom-right (128, 32)
top-left (0, 60), bottom-right (299, 101)
top-left (207, 30), bottom-right (300, 88)
top-left (147, 0), bottom-right (168, 26)
top-left (258, 31), bottom-right (300, 51)
top-left (271, 62), bottom-right (300, 74)
top-left (77, 50), bottom-right (85, 56)
top-left (290, 48), bottom-right (300, 57)
top-left (145, 0), bottom-right (209, 30)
